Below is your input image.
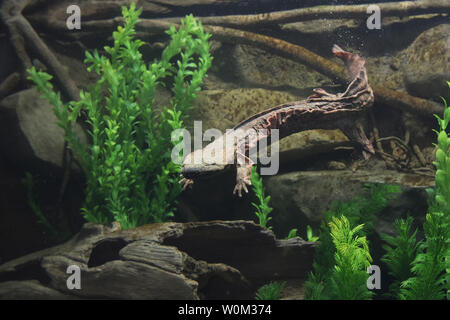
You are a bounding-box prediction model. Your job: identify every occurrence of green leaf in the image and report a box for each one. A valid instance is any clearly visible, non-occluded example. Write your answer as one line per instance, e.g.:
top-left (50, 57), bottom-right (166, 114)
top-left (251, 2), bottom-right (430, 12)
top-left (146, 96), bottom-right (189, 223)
top-left (286, 228), bottom-right (298, 239)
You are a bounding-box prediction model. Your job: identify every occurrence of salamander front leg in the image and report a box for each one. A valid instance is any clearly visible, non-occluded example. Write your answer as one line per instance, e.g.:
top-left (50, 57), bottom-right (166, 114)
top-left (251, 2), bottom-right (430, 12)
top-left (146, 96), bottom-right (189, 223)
top-left (179, 177), bottom-right (194, 190)
top-left (233, 164), bottom-right (253, 197)
top-left (233, 152), bottom-right (253, 197)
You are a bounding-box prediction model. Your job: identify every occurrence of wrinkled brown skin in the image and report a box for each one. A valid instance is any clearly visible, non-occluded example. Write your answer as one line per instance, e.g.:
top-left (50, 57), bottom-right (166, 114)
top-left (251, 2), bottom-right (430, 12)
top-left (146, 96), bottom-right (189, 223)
top-left (180, 45), bottom-right (374, 196)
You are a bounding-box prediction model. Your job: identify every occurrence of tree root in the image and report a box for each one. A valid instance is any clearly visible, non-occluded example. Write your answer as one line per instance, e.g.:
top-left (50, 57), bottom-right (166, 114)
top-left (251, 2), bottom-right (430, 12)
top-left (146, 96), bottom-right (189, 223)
top-left (0, 0), bottom-right (79, 101)
top-left (0, 72), bottom-right (20, 99)
top-left (163, 1), bottom-right (450, 28)
top-left (369, 111), bottom-right (435, 173)
top-left (412, 144), bottom-right (428, 167)
top-left (373, 85), bottom-right (443, 117)
top-left (34, 14), bottom-right (443, 118)
top-left (376, 136), bottom-right (410, 153)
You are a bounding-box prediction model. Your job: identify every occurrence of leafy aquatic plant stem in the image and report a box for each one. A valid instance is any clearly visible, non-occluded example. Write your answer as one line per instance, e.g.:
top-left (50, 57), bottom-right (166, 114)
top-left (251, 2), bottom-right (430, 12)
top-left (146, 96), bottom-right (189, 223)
top-left (250, 166), bottom-right (273, 229)
top-left (27, 4), bottom-right (212, 228)
top-left (328, 216), bottom-right (373, 300)
top-left (400, 83), bottom-right (450, 300)
top-left (381, 217), bottom-right (421, 298)
top-left (255, 281), bottom-right (286, 300)
top-left (305, 184), bottom-right (401, 299)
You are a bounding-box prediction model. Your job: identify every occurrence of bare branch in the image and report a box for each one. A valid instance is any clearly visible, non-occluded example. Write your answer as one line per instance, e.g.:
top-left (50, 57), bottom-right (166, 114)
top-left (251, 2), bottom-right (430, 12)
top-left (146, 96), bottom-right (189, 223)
top-left (162, 1), bottom-right (450, 28)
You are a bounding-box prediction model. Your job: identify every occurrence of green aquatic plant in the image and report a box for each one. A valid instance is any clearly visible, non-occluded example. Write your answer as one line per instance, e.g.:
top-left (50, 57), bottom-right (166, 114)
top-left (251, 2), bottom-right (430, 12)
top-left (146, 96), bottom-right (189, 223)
top-left (305, 183), bottom-right (400, 299)
top-left (306, 225), bottom-right (319, 242)
top-left (399, 84), bottom-right (450, 300)
top-left (285, 228), bottom-right (298, 239)
top-left (250, 166), bottom-right (273, 229)
top-left (304, 219), bottom-right (335, 300)
top-left (255, 281), bottom-right (286, 300)
top-left (399, 211), bottom-right (449, 300)
top-left (22, 172), bottom-right (69, 243)
top-left (305, 216), bottom-right (373, 300)
top-left (380, 216), bottom-right (421, 298)
top-left (328, 216), bottom-right (373, 300)
top-left (327, 183), bottom-right (401, 234)
top-left (27, 4), bottom-right (212, 229)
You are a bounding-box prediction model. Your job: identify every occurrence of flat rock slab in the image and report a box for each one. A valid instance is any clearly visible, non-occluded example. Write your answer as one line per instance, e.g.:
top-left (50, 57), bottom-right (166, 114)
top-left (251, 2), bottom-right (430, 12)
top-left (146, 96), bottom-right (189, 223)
top-left (0, 220), bottom-right (315, 300)
top-left (264, 169), bottom-right (434, 237)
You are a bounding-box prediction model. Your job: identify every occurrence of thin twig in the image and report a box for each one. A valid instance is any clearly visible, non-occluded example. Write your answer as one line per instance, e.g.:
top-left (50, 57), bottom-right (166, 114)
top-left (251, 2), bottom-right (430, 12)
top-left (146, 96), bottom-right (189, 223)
top-left (376, 136), bottom-right (410, 152)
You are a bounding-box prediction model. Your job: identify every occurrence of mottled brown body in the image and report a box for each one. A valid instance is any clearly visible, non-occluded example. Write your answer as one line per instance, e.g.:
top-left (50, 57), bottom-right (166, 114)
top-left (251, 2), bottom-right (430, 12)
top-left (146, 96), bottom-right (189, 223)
top-left (181, 45), bottom-right (374, 196)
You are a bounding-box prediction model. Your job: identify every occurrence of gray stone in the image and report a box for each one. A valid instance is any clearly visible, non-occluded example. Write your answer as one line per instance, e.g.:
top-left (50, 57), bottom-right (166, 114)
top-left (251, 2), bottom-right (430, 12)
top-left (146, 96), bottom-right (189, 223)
top-left (0, 88), bottom-right (88, 171)
top-left (264, 169), bottom-right (433, 238)
top-left (402, 23), bottom-right (450, 101)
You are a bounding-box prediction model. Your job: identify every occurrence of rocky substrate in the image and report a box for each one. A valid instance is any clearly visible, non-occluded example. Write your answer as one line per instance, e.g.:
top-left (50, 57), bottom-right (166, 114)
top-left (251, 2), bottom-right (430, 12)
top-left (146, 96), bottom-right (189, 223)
top-left (0, 220), bottom-right (315, 300)
top-left (264, 168), bottom-right (434, 237)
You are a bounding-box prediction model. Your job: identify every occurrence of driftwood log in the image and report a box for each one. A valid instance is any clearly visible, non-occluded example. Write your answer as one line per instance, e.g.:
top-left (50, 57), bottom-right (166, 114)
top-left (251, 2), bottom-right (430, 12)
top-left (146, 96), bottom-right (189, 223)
top-left (0, 221), bottom-right (315, 299)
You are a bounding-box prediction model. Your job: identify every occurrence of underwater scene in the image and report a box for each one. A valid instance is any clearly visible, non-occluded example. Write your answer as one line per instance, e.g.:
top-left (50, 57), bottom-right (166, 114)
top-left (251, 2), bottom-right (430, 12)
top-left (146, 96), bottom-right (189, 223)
top-left (0, 0), bottom-right (448, 304)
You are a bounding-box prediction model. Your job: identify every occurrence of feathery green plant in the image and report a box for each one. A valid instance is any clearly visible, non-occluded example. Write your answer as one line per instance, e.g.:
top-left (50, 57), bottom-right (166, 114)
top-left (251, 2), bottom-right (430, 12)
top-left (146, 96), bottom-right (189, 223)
top-left (250, 166), bottom-right (273, 229)
top-left (380, 216), bottom-right (421, 298)
top-left (27, 4), bottom-right (212, 229)
top-left (399, 83), bottom-right (450, 300)
top-left (328, 216), bottom-right (373, 300)
top-left (327, 183), bottom-right (401, 234)
top-left (305, 183), bottom-right (400, 299)
top-left (304, 219), bottom-right (336, 299)
top-left (255, 281), bottom-right (286, 300)
top-left (400, 211), bottom-right (449, 299)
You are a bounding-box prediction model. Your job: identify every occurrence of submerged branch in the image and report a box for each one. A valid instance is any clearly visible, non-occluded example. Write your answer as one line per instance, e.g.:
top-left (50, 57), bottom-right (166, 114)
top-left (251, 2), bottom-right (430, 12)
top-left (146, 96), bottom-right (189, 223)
top-left (3, 0), bottom-right (444, 118)
top-left (33, 15), bottom-right (444, 117)
top-left (162, 1), bottom-right (450, 28)
top-left (140, 20), bottom-right (444, 117)
top-left (1, 0), bottom-right (80, 101)
top-left (0, 72), bottom-right (21, 99)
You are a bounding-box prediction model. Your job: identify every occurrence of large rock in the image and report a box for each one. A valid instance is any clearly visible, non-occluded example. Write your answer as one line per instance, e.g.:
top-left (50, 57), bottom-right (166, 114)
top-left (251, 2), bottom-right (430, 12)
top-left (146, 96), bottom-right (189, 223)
top-left (264, 169), bottom-right (434, 239)
top-left (0, 221), bottom-right (315, 300)
top-left (232, 44), bottom-right (330, 91)
top-left (0, 88), bottom-right (88, 172)
top-left (402, 23), bottom-right (450, 101)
